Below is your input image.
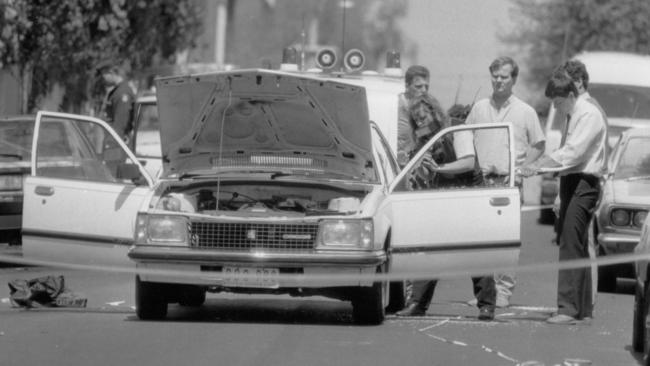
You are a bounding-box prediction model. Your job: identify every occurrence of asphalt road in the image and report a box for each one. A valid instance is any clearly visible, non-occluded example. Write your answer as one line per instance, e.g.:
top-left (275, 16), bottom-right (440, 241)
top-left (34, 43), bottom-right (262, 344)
top-left (0, 210), bottom-right (641, 366)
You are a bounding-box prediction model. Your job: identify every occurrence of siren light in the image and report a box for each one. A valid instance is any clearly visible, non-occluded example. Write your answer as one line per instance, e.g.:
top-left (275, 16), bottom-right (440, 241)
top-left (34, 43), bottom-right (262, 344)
top-left (315, 48), bottom-right (337, 70)
top-left (343, 49), bottom-right (365, 72)
top-left (280, 47), bottom-right (298, 71)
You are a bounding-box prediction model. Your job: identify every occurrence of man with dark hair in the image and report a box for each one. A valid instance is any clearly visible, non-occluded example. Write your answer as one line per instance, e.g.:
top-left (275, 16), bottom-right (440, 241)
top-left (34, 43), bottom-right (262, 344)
top-left (97, 61), bottom-right (136, 141)
top-left (520, 69), bottom-right (607, 324)
top-left (465, 56), bottom-right (545, 308)
top-left (397, 65), bottom-right (430, 167)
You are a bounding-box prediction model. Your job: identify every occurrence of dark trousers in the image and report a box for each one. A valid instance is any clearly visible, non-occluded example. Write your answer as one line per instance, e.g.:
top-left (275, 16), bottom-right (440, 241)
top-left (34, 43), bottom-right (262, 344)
top-left (408, 276), bottom-right (496, 310)
top-left (556, 173), bottom-right (600, 319)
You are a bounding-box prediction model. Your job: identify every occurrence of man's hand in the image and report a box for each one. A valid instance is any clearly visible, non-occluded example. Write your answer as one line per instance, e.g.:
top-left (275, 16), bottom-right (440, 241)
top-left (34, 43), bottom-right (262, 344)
top-left (517, 165), bottom-right (538, 178)
top-left (421, 152), bottom-right (439, 172)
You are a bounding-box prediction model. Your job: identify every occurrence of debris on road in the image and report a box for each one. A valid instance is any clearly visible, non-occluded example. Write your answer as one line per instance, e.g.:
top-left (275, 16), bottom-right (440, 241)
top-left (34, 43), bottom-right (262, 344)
top-left (8, 275), bottom-right (87, 308)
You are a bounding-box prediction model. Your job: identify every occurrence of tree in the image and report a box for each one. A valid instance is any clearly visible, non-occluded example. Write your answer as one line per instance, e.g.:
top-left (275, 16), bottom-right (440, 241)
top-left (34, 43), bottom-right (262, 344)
top-left (502, 0), bottom-right (650, 108)
top-left (0, 0), bottom-right (202, 113)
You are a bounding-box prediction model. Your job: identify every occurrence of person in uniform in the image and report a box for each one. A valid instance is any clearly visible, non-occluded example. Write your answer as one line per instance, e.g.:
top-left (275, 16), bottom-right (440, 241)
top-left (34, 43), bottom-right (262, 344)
top-left (97, 62), bottom-right (136, 142)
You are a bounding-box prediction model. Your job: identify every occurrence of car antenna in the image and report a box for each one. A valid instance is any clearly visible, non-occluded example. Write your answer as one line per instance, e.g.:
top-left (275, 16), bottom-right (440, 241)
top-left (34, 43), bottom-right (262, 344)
top-left (453, 74), bottom-right (463, 105)
top-left (339, 0), bottom-right (348, 72)
top-left (300, 12), bottom-right (306, 71)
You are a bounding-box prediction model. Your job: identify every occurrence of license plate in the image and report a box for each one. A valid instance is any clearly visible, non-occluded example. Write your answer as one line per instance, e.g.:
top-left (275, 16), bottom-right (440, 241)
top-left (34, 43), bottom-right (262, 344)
top-left (222, 266), bottom-right (279, 288)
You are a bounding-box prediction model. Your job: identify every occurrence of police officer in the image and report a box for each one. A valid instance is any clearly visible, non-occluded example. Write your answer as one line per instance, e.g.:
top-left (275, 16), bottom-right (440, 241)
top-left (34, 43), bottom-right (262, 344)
top-left (97, 61), bottom-right (136, 142)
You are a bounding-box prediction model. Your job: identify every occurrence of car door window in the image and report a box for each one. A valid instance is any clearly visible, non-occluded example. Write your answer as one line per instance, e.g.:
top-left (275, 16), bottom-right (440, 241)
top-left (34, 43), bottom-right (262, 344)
top-left (134, 102), bottom-right (162, 158)
top-left (35, 116), bottom-right (147, 185)
top-left (393, 124), bottom-right (513, 192)
top-left (370, 125), bottom-right (398, 185)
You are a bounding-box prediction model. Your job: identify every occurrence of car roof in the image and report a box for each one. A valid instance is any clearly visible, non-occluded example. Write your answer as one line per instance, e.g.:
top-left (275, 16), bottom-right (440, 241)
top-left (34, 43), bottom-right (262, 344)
top-left (574, 51), bottom-right (650, 87)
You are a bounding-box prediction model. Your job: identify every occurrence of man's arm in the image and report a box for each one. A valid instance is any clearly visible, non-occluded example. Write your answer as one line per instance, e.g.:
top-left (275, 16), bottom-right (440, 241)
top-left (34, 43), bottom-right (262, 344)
top-left (397, 94), bottom-right (414, 166)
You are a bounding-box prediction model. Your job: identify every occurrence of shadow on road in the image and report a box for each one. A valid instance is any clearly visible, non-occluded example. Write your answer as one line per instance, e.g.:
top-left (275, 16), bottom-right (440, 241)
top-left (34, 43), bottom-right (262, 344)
top-left (124, 297), bottom-right (363, 326)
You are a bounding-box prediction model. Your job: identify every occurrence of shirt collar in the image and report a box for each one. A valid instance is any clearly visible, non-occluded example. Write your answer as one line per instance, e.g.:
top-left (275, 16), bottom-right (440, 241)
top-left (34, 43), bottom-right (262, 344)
top-left (490, 93), bottom-right (515, 109)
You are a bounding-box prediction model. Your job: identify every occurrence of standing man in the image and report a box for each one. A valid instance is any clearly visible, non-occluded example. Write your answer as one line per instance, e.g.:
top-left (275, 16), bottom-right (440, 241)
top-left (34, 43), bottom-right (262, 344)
top-left (97, 62), bottom-right (136, 142)
top-left (520, 70), bottom-right (607, 324)
top-left (465, 56), bottom-right (546, 308)
top-left (397, 65), bottom-right (430, 167)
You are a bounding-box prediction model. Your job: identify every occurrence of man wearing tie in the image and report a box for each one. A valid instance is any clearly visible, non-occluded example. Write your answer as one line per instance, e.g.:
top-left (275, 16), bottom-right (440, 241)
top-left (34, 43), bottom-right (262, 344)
top-left (519, 69), bottom-right (607, 324)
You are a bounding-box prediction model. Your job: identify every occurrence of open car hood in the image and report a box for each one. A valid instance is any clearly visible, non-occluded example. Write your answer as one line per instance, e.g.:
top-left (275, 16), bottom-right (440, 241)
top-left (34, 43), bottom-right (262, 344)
top-left (155, 69), bottom-right (375, 181)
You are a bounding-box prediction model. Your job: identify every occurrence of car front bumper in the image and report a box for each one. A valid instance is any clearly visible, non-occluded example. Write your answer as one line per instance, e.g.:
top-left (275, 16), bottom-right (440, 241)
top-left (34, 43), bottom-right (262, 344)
top-left (598, 232), bottom-right (640, 255)
top-left (129, 246), bottom-right (387, 287)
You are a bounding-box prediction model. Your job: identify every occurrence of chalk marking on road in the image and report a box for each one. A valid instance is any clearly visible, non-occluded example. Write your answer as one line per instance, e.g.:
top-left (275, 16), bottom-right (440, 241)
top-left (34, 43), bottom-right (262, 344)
top-left (419, 318), bottom-right (449, 331)
top-left (422, 329), bottom-right (519, 364)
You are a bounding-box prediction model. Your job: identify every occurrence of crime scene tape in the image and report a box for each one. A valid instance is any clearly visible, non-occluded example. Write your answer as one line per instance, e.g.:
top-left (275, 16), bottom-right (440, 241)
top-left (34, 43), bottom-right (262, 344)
top-left (1, 249), bottom-right (648, 285)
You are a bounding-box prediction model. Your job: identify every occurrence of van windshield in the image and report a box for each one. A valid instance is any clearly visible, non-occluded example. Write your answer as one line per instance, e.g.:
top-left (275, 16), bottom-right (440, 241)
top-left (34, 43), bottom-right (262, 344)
top-left (589, 83), bottom-right (650, 119)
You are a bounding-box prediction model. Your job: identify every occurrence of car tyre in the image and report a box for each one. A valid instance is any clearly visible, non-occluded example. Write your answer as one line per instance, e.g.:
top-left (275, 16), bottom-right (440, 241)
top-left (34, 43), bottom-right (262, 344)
top-left (633, 281), bottom-right (649, 353)
top-left (178, 286), bottom-right (206, 307)
top-left (352, 268), bottom-right (386, 325)
top-left (386, 281), bottom-right (407, 313)
top-left (597, 265), bottom-right (617, 293)
top-left (135, 275), bottom-right (168, 320)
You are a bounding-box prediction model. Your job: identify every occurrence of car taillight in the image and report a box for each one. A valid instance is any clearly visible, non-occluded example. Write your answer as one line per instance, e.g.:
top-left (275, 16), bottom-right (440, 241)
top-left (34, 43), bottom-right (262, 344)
top-left (0, 175), bottom-right (22, 191)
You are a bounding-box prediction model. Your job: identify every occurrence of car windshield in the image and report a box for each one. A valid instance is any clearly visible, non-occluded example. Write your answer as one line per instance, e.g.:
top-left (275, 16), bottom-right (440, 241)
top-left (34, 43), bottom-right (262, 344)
top-left (614, 136), bottom-right (650, 179)
top-left (589, 83), bottom-right (650, 120)
top-left (0, 120), bottom-right (34, 161)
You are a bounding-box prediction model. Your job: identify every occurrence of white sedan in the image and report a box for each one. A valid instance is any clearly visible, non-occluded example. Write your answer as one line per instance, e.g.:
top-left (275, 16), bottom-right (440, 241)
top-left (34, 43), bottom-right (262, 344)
top-left (21, 69), bottom-right (520, 324)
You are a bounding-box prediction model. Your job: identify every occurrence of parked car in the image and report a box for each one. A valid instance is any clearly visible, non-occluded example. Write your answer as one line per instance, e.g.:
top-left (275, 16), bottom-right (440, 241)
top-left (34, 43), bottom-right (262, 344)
top-left (633, 214), bottom-right (650, 361)
top-left (20, 69), bottom-right (521, 324)
top-left (539, 51), bottom-right (650, 224)
top-left (0, 116), bottom-right (34, 245)
top-left (595, 128), bottom-right (650, 292)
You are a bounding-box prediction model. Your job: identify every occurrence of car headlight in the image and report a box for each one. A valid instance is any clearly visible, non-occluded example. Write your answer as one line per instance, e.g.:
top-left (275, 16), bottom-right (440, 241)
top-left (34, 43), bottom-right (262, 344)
top-left (634, 211), bottom-right (648, 228)
top-left (135, 214), bottom-right (189, 246)
top-left (0, 175), bottom-right (22, 191)
top-left (611, 209), bottom-right (630, 226)
top-left (316, 219), bottom-right (373, 250)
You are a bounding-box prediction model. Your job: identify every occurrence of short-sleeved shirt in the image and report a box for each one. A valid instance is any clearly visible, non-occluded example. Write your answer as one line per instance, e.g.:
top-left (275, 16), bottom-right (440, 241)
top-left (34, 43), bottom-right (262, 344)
top-left (466, 95), bottom-right (545, 174)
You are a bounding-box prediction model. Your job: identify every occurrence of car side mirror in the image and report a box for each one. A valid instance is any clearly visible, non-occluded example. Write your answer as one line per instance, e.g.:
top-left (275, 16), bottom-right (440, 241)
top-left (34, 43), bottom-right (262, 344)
top-left (116, 163), bottom-right (143, 182)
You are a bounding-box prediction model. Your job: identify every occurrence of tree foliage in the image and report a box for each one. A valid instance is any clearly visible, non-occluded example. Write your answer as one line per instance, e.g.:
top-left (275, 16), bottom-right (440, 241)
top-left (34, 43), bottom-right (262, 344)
top-left (0, 0), bottom-right (202, 113)
top-left (502, 0), bottom-right (650, 106)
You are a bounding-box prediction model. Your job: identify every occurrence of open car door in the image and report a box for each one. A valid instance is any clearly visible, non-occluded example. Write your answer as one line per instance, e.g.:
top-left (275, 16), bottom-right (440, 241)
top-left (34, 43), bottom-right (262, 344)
top-left (22, 111), bottom-right (153, 267)
top-left (386, 122), bottom-right (521, 280)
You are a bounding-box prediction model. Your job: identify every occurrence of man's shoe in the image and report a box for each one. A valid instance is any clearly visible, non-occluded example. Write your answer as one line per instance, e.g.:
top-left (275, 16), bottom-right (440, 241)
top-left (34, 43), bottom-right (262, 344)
top-left (396, 303), bottom-right (426, 317)
top-left (546, 314), bottom-right (577, 324)
top-left (478, 306), bottom-right (495, 321)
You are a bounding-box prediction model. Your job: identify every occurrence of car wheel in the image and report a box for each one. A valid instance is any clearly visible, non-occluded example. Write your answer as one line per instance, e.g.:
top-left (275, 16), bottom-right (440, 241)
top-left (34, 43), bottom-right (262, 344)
top-left (597, 264), bottom-right (617, 293)
top-left (633, 281), bottom-right (649, 353)
top-left (352, 268), bottom-right (386, 325)
top-left (386, 281), bottom-right (407, 313)
top-left (178, 286), bottom-right (206, 307)
top-left (135, 275), bottom-right (168, 320)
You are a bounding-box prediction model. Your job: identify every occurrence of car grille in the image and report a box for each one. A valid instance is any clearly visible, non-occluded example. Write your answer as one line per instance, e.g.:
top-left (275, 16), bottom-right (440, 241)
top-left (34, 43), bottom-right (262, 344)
top-left (191, 222), bottom-right (319, 251)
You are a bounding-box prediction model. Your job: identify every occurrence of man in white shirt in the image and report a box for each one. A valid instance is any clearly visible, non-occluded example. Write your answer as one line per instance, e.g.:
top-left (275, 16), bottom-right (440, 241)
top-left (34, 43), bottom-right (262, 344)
top-left (520, 70), bottom-right (607, 324)
top-left (465, 57), bottom-right (546, 308)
